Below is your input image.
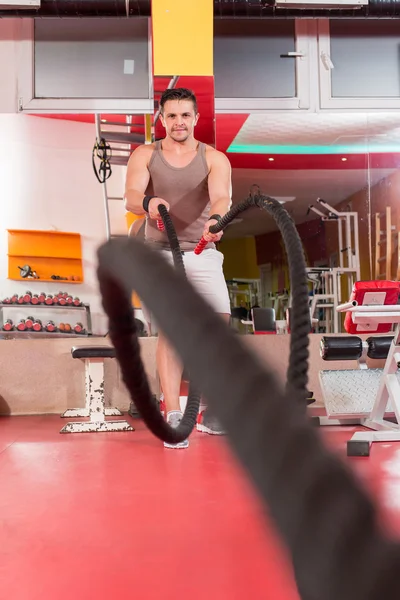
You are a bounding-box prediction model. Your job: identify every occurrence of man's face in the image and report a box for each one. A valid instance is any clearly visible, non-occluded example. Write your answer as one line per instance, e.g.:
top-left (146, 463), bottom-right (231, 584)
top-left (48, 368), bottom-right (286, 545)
top-left (160, 99), bottom-right (199, 143)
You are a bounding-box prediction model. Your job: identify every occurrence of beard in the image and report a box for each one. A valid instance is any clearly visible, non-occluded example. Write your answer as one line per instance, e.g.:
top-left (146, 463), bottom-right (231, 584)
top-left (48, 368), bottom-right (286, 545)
top-left (170, 129), bottom-right (189, 142)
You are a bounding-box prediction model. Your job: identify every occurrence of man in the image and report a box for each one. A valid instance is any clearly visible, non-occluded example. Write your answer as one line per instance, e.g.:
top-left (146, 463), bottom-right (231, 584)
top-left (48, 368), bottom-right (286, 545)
top-left (124, 87), bottom-right (232, 449)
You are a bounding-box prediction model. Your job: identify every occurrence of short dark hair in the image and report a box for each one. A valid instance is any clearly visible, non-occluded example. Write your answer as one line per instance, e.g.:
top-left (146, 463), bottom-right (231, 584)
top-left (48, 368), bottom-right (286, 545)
top-left (159, 87), bottom-right (198, 114)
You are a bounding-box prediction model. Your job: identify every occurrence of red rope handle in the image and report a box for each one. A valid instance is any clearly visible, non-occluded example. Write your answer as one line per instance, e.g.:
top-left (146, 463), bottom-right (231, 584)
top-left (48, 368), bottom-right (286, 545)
top-left (194, 237), bottom-right (208, 255)
top-left (157, 219), bottom-right (165, 231)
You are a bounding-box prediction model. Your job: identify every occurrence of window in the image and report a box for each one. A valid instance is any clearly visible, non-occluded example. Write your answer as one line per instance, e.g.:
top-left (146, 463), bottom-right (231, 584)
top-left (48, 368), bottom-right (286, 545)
top-left (319, 19), bottom-right (400, 109)
top-left (213, 19), bottom-right (311, 112)
top-left (17, 18), bottom-right (153, 113)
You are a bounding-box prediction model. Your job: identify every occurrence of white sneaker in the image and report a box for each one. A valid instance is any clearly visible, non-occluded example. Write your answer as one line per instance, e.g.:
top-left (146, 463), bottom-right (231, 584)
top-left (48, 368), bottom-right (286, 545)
top-left (164, 410), bottom-right (189, 449)
top-left (196, 408), bottom-right (226, 435)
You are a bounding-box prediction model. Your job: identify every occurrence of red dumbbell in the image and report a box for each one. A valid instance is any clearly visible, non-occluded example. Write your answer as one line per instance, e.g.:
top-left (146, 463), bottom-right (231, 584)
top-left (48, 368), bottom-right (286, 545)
top-left (3, 319), bottom-right (14, 331)
top-left (25, 316), bottom-right (34, 330)
top-left (32, 319), bottom-right (42, 332)
top-left (45, 320), bottom-right (57, 332)
top-left (74, 322), bottom-right (85, 334)
top-left (17, 319), bottom-right (27, 331)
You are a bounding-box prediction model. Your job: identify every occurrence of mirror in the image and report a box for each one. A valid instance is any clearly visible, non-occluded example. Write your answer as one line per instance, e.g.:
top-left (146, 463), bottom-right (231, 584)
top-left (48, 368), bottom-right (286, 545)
top-left (219, 112), bottom-right (380, 334)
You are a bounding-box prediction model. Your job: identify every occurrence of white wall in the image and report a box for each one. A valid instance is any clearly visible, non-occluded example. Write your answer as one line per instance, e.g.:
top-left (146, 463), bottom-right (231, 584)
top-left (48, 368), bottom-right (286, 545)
top-left (0, 113), bottom-right (127, 334)
top-left (0, 18), bottom-right (19, 113)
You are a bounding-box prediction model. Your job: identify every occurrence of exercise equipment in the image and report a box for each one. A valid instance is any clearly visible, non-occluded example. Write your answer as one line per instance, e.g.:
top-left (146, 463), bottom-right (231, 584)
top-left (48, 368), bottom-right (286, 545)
top-left (96, 193), bottom-right (310, 446)
top-left (16, 319), bottom-right (26, 331)
top-left (18, 264), bottom-right (39, 279)
top-left (96, 230), bottom-right (400, 600)
top-left (73, 322), bottom-right (85, 334)
top-left (45, 320), bottom-right (57, 332)
top-left (2, 319), bottom-right (13, 331)
top-left (60, 346), bottom-right (133, 434)
top-left (307, 199), bottom-right (361, 333)
top-left (319, 280), bottom-right (400, 455)
top-left (25, 316), bottom-right (34, 330)
top-left (32, 319), bottom-right (42, 332)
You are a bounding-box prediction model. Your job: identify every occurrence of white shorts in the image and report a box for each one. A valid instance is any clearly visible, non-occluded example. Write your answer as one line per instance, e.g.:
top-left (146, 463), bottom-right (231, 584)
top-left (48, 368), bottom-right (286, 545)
top-left (142, 248), bottom-right (231, 330)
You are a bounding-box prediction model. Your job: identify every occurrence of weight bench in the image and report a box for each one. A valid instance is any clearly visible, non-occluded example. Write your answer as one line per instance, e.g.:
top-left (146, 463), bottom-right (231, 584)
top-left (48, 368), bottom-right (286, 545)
top-left (319, 280), bottom-right (400, 456)
top-left (60, 346), bottom-right (134, 434)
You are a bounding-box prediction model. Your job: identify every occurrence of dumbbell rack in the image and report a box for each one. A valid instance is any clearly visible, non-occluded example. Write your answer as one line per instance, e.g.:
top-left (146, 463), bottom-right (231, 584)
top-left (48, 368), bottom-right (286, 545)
top-left (0, 303), bottom-right (92, 338)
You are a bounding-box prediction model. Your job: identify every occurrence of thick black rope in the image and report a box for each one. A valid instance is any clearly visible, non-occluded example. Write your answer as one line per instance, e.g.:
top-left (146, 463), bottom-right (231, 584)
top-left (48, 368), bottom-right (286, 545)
top-left (208, 193), bottom-right (311, 404)
top-left (158, 204), bottom-right (186, 275)
top-left (97, 237), bottom-right (400, 600)
top-left (156, 203), bottom-right (201, 440)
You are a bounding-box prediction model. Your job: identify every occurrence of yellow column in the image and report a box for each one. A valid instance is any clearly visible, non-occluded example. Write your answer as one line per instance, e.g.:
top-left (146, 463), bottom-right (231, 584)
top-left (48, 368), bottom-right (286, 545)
top-left (151, 0), bottom-right (213, 76)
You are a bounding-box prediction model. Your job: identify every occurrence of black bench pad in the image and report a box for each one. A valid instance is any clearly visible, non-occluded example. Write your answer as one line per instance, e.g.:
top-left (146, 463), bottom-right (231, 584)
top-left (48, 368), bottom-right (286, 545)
top-left (71, 346), bottom-right (116, 359)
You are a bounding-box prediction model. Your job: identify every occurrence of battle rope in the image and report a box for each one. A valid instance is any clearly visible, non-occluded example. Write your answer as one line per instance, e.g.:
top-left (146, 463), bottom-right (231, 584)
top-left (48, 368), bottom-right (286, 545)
top-left (197, 193), bottom-right (311, 404)
top-left (155, 203), bottom-right (202, 441)
top-left (130, 194), bottom-right (311, 444)
top-left (97, 237), bottom-right (400, 600)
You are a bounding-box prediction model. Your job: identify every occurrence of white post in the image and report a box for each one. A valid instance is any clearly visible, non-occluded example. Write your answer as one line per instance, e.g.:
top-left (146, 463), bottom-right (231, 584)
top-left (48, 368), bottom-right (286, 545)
top-left (87, 359), bottom-right (106, 423)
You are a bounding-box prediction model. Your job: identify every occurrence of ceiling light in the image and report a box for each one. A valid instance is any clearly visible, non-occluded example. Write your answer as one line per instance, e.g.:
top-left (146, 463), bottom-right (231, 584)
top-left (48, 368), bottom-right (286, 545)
top-left (268, 157), bottom-right (275, 162)
top-left (276, 197), bottom-right (296, 204)
top-left (341, 157), bottom-right (348, 161)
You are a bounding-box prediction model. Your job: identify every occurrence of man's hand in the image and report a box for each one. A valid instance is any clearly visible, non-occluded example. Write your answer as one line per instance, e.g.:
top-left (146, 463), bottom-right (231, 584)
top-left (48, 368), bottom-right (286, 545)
top-left (202, 218), bottom-right (223, 243)
top-left (148, 197), bottom-right (170, 220)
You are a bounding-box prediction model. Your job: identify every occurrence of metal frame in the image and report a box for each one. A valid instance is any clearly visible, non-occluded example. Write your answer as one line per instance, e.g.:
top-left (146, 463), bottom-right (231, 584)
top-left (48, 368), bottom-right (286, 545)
top-left (214, 20), bottom-right (312, 113)
top-left (16, 18), bottom-right (154, 114)
top-left (0, 302), bottom-right (92, 336)
top-left (318, 20), bottom-right (400, 111)
top-left (318, 299), bottom-right (400, 456)
top-left (308, 199), bottom-right (360, 333)
top-left (345, 305), bottom-right (400, 455)
top-left (60, 355), bottom-right (133, 434)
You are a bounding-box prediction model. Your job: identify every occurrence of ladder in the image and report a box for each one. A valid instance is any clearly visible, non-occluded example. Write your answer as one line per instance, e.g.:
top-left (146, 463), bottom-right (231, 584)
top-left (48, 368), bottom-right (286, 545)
top-left (93, 75), bottom-right (179, 240)
top-left (374, 207), bottom-right (400, 281)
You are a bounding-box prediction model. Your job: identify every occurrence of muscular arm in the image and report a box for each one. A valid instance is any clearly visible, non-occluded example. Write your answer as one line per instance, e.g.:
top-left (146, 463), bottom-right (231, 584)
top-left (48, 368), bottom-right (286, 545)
top-left (124, 146), bottom-right (151, 215)
top-left (207, 150), bottom-right (232, 218)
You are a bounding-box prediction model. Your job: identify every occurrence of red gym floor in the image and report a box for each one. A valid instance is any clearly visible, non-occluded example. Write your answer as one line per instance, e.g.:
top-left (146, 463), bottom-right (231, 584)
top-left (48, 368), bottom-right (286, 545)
top-left (1, 416), bottom-right (400, 600)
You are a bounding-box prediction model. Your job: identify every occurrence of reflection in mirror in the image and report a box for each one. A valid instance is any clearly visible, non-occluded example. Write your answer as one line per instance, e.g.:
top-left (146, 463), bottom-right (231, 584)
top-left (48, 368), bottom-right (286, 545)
top-left (217, 112), bottom-right (385, 335)
top-left (367, 115), bottom-right (400, 287)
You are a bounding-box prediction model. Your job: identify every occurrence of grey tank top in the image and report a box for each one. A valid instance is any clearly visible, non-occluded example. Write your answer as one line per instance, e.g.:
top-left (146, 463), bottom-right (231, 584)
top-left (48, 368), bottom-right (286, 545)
top-left (144, 140), bottom-right (215, 252)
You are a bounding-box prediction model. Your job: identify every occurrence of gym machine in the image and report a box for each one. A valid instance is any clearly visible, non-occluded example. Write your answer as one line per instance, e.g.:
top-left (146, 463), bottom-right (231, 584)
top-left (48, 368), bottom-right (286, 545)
top-left (319, 280), bottom-right (400, 456)
top-left (307, 198), bottom-right (361, 333)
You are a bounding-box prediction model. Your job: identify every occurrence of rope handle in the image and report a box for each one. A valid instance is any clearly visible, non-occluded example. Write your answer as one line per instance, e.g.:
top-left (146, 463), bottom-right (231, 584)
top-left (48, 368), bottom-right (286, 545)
top-left (194, 222), bottom-right (222, 255)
